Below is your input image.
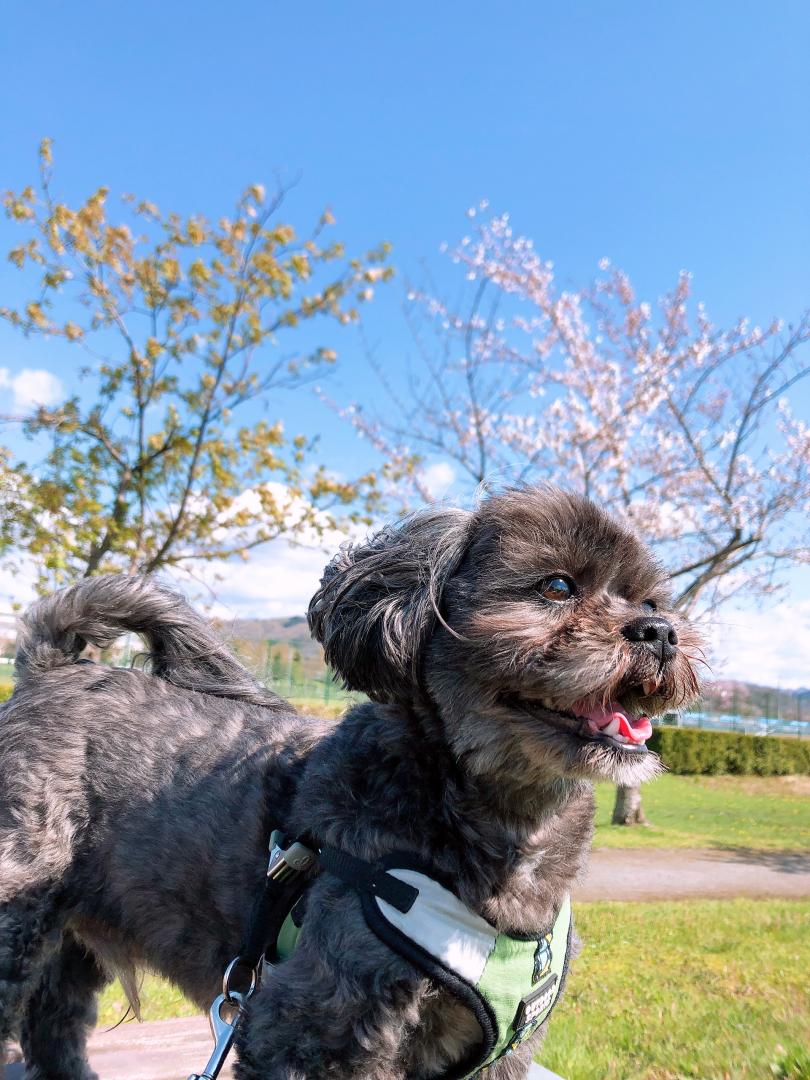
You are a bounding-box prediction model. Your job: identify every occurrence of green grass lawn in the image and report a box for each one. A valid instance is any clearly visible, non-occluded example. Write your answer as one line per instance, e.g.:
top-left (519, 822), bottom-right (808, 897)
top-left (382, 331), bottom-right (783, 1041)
top-left (97, 900), bottom-right (810, 1080)
top-left (98, 973), bottom-right (196, 1026)
top-left (593, 774), bottom-right (810, 851)
top-left (541, 899), bottom-right (810, 1080)
top-left (284, 692), bottom-right (353, 718)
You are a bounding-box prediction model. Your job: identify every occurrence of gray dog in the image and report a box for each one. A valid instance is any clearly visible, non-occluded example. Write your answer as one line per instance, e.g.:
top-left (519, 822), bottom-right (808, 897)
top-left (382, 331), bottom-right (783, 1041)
top-left (0, 486), bottom-right (701, 1079)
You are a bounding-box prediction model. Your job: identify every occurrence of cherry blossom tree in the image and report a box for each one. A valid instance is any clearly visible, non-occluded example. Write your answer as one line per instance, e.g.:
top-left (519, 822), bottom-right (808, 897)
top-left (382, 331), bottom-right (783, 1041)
top-left (330, 207), bottom-right (810, 823)
top-left (335, 207), bottom-right (810, 613)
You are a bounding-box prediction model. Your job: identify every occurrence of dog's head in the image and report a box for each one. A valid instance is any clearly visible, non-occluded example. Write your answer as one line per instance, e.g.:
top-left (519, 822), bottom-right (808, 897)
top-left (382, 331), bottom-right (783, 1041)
top-left (309, 486), bottom-right (702, 786)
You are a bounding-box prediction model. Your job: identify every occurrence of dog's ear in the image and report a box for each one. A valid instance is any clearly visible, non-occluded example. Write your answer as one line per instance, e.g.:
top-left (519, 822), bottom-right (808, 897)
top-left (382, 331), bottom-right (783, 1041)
top-left (308, 508), bottom-right (474, 702)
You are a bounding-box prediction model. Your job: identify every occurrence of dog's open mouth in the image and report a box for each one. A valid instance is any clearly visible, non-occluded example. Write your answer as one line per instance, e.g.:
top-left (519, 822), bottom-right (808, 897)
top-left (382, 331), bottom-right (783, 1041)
top-left (507, 696), bottom-right (653, 753)
top-left (576, 703), bottom-right (652, 751)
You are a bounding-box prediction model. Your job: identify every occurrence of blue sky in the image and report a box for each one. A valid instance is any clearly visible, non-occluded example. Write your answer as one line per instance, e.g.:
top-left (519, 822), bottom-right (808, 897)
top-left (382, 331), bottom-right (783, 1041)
top-left (1, 2), bottom-right (809, 684)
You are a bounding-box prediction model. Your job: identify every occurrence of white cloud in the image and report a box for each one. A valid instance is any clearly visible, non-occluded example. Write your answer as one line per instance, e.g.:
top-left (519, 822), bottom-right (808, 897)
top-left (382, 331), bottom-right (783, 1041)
top-left (0, 538), bottom-right (338, 625)
top-left (175, 485), bottom-right (371, 620)
top-left (0, 558), bottom-right (39, 615)
top-left (192, 536), bottom-right (346, 621)
top-left (703, 599), bottom-right (810, 689)
top-left (0, 533), bottom-right (347, 626)
top-left (420, 461), bottom-right (456, 499)
top-left (0, 480), bottom-right (373, 622)
top-left (0, 367), bottom-right (63, 411)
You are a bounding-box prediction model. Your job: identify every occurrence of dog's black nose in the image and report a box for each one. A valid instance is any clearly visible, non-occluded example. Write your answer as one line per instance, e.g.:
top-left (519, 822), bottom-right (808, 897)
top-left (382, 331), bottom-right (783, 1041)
top-left (621, 616), bottom-right (678, 662)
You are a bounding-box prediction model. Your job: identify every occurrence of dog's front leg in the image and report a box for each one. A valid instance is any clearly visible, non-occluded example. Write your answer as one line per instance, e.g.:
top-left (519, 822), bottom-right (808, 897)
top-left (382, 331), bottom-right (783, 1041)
top-left (234, 879), bottom-right (424, 1080)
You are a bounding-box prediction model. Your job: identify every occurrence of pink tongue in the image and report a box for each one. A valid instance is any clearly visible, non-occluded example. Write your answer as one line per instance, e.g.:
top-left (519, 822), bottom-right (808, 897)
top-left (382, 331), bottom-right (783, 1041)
top-left (581, 703), bottom-right (652, 745)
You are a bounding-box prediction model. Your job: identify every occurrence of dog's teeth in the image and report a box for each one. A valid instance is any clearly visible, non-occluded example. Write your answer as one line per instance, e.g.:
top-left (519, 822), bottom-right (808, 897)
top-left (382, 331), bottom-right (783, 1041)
top-left (602, 718), bottom-right (621, 737)
top-left (643, 679), bottom-right (658, 696)
top-left (612, 733), bottom-right (630, 744)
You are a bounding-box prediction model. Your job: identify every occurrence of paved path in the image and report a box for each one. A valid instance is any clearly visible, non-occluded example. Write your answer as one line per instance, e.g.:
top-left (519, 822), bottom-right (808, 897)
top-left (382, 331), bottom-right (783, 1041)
top-left (4, 847), bottom-right (808, 1080)
top-left (577, 846), bottom-right (810, 900)
top-left (0, 1027), bottom-right (559, 1079)
top-left (3, 1018), bottom-right (224, 1079)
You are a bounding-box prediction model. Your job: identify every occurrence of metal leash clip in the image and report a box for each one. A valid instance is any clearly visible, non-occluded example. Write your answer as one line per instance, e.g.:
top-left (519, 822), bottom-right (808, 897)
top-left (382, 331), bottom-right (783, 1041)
top-left (187, 958), bottom-right (257, 1080)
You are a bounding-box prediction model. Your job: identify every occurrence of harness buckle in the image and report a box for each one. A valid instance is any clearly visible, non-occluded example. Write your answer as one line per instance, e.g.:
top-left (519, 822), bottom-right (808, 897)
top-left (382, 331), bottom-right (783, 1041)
top-left (266, 830), bottom-right (317, 883)
top-left (188, 837), bottom-right (316, 1078)
top-left (189, 833), bottom-right (316, 1078)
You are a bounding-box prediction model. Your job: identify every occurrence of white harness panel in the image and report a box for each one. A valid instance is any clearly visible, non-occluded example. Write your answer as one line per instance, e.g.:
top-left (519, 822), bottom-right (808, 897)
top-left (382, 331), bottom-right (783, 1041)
top-left (375, 868), bottom-right (498, 984)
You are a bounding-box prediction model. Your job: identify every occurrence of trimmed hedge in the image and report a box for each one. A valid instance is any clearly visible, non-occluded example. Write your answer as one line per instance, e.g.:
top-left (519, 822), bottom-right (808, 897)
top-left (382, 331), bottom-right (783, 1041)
top-left (649, 725), bottom-right (810, 776)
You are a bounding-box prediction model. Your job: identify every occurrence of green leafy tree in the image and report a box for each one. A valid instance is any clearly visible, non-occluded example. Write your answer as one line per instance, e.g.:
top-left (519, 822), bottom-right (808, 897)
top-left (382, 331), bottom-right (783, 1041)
top-left (290, 647), bottom-right (304, 685)
top-left (269, 645), bottom-right (285, 685)
top-left (0, 141), bottom-right (392, 590)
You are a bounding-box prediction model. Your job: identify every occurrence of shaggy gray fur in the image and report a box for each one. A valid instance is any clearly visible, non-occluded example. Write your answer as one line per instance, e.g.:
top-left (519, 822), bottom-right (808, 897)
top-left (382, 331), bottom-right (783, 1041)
top-left (0, 486), bottom-right (701, 1079)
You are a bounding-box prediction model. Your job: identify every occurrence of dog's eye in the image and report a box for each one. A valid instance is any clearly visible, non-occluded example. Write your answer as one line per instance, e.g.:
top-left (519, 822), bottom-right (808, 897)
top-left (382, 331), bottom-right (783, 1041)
top-left (641, 600), bottom-right (657, 612)
top-left (539, 576), bottom-right (575, 602)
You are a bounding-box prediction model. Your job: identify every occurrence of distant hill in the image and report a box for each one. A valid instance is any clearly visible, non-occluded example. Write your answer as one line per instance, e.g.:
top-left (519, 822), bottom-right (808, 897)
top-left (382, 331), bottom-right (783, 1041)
top-left (212, 614), bottom-right (325, 681)
top-left (699, 679), bottom-right (808, 720)
top-left (213, 615), bottom-right (322, 661)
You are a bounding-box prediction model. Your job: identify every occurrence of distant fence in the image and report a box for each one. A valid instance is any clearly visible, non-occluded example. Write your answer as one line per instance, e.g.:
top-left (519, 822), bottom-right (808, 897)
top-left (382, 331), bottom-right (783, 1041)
top-left (267, 683), bottom-right (810, 736)
top-left (661, 710), bottom-right (809, 739)
top-left (267, 675), bottom-right (361, 710)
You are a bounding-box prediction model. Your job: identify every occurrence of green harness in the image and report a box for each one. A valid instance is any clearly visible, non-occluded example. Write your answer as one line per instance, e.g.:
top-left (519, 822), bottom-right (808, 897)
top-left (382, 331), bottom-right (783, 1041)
top-left (274, 851), bottom-right (572, 1079)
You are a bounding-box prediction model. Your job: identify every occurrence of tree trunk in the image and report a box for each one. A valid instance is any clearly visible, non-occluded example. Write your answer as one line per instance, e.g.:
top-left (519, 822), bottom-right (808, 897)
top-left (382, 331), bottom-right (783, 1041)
top-left (611, 784), bottom-right (649, 826)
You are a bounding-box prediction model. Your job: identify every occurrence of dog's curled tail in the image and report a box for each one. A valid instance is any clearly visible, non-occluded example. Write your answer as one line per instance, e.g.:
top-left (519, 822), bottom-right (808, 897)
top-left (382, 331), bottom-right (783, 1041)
top-left (15, 574), bottom-right (284, 708)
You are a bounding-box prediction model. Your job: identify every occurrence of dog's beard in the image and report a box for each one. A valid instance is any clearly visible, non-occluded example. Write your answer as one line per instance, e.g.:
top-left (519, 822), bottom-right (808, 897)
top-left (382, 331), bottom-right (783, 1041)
top-left (495, 644), bottom-right (700, 783)
top-left (501, 696), bottom-right (663, 784)
top-left (434, 622), bottom-right (702, 788)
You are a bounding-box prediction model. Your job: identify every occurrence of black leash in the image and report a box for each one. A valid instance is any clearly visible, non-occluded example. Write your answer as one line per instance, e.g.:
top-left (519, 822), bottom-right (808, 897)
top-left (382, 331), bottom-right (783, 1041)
top-left (188, 830), bottom-right (419, 1080)
top-left (236, 831), bottom-right (318, 971)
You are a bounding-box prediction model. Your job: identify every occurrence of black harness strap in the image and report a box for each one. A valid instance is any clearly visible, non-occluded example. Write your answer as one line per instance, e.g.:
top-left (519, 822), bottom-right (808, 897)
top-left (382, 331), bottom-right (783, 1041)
top-left (232, 836), bottom-right (504, 1079)
top-left (318, 845), bottom-right (419, 914)
top-left (240, 873), bottom-right (308, 968)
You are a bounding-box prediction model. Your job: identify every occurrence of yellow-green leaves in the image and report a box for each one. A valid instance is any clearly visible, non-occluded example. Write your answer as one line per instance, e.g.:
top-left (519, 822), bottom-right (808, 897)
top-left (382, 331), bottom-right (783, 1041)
top-left (0, 144), bottom-right (394, 591)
